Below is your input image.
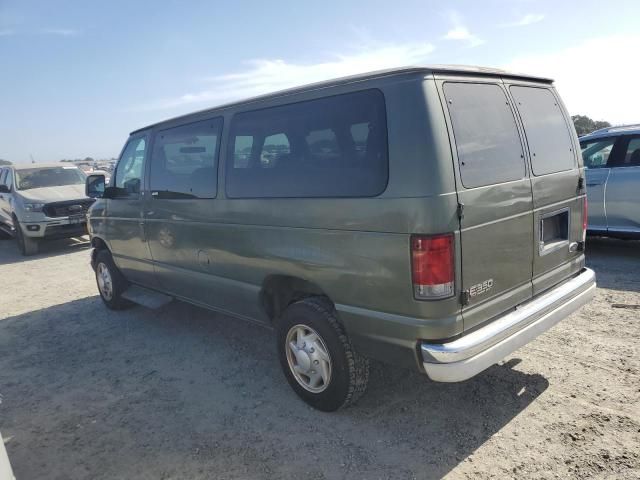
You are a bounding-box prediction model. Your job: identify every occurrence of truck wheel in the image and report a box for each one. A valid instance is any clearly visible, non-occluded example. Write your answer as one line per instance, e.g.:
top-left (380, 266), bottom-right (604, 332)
top-left (94, 249), bottom-right (133, 310)
top-left (276, 297), bottom-right (369, 412)
top-left (14, 220), bottom-right (38, 256)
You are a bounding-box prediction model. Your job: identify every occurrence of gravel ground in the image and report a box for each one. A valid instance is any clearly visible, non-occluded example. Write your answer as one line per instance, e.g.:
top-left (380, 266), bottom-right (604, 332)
top-left (0, 235), bottom-right (638, 480)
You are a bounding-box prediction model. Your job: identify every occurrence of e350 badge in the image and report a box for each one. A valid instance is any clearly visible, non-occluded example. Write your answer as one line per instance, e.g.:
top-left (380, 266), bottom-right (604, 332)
top-left (469, 279), bottom-right (494, 297)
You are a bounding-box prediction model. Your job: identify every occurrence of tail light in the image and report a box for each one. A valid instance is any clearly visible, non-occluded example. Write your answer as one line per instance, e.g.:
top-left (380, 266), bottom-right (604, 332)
top-left (411, 233), bottom-right (454, 300)
top-left (582, 196), bottom-right (588, 242)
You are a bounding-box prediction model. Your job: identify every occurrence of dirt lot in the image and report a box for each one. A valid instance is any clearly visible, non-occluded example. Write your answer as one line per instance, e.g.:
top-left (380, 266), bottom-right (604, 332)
top-left (0, 236), bottom-right (638, 480)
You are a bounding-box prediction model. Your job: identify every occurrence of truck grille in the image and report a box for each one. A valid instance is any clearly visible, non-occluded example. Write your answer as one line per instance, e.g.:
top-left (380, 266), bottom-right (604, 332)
top-left (43, 199), bottom-right (95, 218)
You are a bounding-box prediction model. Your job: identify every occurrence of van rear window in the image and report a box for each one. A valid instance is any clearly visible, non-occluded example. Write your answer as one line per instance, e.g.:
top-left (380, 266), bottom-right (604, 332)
top-left (225, 89), bottom-right (388, 198)
top-left (510, 86), bottom-right (575, 175)
top-left (444, 82), bottom-right (525, 189)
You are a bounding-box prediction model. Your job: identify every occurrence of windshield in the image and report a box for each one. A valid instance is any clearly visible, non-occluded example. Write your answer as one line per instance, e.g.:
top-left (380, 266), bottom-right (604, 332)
top-left (15, 167), bottom-right (86, 190)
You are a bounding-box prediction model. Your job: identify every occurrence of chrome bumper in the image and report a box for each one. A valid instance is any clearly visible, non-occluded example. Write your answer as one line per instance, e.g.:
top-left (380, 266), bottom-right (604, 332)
top-left (421, 268), bottom-right (596, 382)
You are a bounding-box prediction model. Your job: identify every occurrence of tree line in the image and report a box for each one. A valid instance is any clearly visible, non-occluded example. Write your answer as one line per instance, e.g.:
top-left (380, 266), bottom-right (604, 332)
top-left (571, 115), bottom-right (612, 137)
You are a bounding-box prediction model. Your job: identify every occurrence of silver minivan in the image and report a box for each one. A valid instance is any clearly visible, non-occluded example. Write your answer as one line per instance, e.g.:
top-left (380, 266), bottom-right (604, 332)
top-left (581, 125), bottom-right (640, 238)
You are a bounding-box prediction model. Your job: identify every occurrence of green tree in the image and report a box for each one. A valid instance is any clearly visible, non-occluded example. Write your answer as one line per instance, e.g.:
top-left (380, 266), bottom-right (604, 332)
top-left (0, 159), bottom-right (12, 166)
top-left (572, 115), bottom-right (611, 136)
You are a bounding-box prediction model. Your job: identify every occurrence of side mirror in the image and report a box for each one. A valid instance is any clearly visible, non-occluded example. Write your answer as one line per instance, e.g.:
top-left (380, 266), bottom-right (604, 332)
top-left (0, 185), bottom-right (9, 194)
top-left (85, 174), bottom-right (106, 198)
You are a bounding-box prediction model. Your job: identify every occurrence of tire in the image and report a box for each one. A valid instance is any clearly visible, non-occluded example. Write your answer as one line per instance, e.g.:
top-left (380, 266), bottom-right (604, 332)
top-left (94, 249), bottom-right (133, 310)
top-left (14, 219), bottom-right (38, 256)
top-left (276, 297), bottom-right (369, 412)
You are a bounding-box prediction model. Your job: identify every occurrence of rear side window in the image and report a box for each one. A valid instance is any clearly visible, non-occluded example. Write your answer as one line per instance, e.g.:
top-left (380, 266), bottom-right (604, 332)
top-left (226, 89), bottom-right (388, 198)
top-left (620, 136), bottom-right (640, 167)
top-left (150, 118), bottom-right (222, 199)
top-left (444, 82), bottom-right (525, 188)
top-left (510, 86), bottom-right (575, 175)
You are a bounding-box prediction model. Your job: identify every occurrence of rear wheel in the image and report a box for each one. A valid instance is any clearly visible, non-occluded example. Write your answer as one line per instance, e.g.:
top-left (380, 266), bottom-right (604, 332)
top-left (14, 219), bottom-right (38, 256)
top-left (94, 249), bottom-right (133, 310)
top-left (276, 297), bottom-right (369, 411)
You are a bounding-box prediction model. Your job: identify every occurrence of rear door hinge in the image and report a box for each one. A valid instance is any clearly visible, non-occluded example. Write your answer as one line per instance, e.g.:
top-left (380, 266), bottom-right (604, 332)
top-left (460, 290), bottom-right (470, 306)
top-left (457, 202), bottom-right (465, 220)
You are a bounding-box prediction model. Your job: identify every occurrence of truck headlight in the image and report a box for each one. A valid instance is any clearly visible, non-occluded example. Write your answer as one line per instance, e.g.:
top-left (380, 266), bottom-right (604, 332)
top-left (23, 203), bottom-right (45, 212)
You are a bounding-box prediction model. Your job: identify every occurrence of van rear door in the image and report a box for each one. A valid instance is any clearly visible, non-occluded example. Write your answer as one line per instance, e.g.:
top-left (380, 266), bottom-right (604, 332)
top-left (507, 83), bottom-right (585, 295)
top-left (439, 79), bottom-right (534, 331)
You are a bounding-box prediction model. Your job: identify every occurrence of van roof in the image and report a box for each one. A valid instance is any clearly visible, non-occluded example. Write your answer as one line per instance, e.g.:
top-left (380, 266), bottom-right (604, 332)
top-left (131, 64), bottom-right (553, 135)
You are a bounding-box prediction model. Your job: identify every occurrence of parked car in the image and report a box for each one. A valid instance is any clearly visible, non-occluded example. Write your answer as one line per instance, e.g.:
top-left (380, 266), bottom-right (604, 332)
top-left (580, 124), bottom-right (640, 238)
top-left (85, 66), bottom-right (595, 411)
top-left (0, 164), bottom-right (93, 255)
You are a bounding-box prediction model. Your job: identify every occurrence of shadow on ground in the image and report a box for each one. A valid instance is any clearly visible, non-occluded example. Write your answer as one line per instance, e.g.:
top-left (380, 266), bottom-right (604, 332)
top-left (0, 236), bottom-right (90, 265)
top-left (586, 236), bottom-right (640, 293)
top-left (0, 297), bottom-right (548, 480)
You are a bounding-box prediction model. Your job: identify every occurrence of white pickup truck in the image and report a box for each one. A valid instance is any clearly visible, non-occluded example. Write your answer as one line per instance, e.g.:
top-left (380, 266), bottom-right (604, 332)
top-left (0, 163), bottom-right (94, 255)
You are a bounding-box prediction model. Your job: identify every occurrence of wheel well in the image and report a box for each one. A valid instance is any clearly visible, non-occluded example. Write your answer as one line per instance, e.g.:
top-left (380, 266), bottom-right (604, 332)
top-left (91, 237), bottom-right (108, 251)
top-left (261, 275), bottom-right (330, 322)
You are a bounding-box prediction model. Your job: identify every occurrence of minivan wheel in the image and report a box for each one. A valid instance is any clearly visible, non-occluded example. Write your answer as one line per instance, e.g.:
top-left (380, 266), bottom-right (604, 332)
top-left (94, 249), bottom-right (133, 310)
top-left (14, 220), bottom-right (38, 256)
top-left (276, 297), bottom-right (369, 412)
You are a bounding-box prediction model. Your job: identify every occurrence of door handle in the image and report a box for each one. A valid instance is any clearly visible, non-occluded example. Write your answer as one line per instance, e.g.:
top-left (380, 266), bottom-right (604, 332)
top-left (586, 182), bottom-right (602, 186)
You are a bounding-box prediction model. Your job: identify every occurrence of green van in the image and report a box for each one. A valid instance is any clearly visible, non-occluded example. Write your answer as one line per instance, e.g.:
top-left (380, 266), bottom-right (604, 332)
top-left (86, 66), bottom-right (595, 411)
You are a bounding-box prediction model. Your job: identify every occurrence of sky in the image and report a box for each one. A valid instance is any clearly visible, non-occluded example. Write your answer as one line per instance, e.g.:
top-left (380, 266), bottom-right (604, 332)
top-left (1, 0), bottom-right (639, 163)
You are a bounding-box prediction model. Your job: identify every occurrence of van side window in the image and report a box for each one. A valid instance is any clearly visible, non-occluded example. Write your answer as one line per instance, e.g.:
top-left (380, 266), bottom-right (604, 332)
top-left (444, 82), bottom-right (525, 189)
top-left (150, 118), bottom-right (222, 199)
top-left (260, 133), bottom-right (290, 168)
top-left (581, 138), bottom-right (616, 168)
top-left (114, 137), bottom-right (147, 195)
top-left (510, 86), bottom-right (575, 175)
top-left (233, 136), bottom-right (254, 168)
top-left (226, 89), bottom-right (388, 198)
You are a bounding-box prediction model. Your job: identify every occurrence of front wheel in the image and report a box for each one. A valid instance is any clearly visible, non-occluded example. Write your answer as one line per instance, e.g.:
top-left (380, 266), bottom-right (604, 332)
top-left (276, 297), bottom-right (369, 412)
top-left (94, 249), bottom-right (133, 310)
top-left (14, 220), bottom-right (38, 256)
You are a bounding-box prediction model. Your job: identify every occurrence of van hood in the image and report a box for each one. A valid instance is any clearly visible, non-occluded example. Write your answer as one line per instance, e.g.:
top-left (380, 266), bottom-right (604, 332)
top-left (18, 184), bottom-right (88, 203)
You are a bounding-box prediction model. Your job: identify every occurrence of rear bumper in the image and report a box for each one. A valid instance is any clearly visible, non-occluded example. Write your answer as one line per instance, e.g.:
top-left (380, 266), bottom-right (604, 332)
top-left (421, 268), bottom-right (596, 382)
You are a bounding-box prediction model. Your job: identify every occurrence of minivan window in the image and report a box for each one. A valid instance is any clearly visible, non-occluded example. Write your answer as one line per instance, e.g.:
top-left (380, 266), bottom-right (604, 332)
top-left (581, 138), bottom-right (616, 168)
top-left (444, 82), bottom-right (525, 189)
top-left (15, 166), bottom-right (86, 191)
top-left (510, 86), bottom-right (575, 175)
top-left (620, 136), bottom-right (640, 167)
top-left (150, 118), bottom-right (222, 198)
top-left (226, 89), bottom-right (388, 198)
top-left (114, 137), bottom-right (146, 195)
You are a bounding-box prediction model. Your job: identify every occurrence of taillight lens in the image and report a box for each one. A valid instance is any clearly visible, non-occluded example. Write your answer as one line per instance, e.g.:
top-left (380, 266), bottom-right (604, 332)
top-left (582, 196), bottom-right (588, 242)
top-left (411, 233), bottom-right (454, 300)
